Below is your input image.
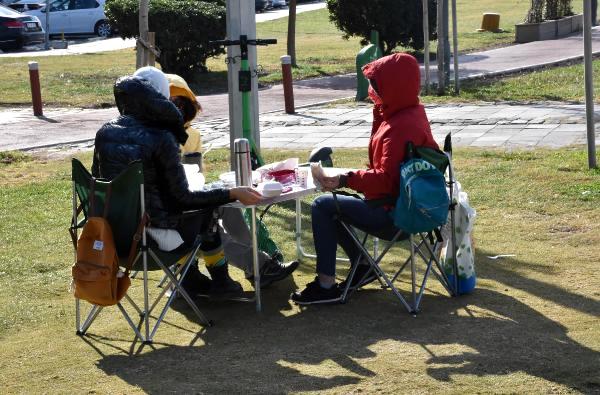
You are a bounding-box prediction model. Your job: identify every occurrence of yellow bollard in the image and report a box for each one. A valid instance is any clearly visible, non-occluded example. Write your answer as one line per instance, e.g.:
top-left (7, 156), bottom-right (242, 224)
top-left (477, 13), bottom-right (503, 32)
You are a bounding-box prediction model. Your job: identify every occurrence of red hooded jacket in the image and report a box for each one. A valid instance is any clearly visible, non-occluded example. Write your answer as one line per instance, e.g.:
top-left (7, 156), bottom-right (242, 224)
top-left (346, 53), bottom-right (438, 202)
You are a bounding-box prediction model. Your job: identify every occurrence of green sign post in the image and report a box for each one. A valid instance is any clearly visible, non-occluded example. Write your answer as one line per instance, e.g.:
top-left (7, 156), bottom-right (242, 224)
top-left (355, 30), bottom-right (383, 101)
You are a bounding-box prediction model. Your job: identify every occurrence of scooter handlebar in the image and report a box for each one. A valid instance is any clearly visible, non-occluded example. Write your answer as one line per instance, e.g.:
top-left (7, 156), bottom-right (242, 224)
top-left (209, 39), bottom-right (239, 47)
top-left (254, 38), bottom-right (277, 45)
top-left (209, 38), bottom-right (277, 47)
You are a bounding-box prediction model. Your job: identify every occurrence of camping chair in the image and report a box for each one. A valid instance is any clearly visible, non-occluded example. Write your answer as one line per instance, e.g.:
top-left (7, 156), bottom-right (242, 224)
top-left (70, 159), bottom-right (212, 345)
top-left (334, 134), bottom-right (460, 314)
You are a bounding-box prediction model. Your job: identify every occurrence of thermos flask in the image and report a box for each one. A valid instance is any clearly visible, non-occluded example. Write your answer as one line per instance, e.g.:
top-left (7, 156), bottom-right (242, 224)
top-left (234, 138), bottom-right (252, 186)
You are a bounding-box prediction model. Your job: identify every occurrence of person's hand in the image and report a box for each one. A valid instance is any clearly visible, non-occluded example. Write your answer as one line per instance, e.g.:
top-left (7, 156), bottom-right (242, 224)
top-left (230, 187), bottom-right (262, 206)
top-left (320, 175), bottom-right (340, 192)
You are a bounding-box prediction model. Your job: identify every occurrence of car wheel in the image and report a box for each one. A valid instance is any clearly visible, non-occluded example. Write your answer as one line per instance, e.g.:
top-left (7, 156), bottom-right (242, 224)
top-left (95, 20), bottom-right (112, 38)
top-left (11, 38), bottom-right (24, 51)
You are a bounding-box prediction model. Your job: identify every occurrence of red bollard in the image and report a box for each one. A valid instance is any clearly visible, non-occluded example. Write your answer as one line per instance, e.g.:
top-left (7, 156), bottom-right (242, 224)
top-left (280, 55), bottom-right (295, 114)
top-left (28, 61), bottom-right (43, 116)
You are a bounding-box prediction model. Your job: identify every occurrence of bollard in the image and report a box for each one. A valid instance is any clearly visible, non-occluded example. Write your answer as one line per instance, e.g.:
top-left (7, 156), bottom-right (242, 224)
top-left (280, 55), bottom-right (295, 114)
top-left (477, 13), bottom-right (502, 32)
top-left (355, 30), bottom-right (383, 101)
top-left (28, 61), bottom-right (43, 116)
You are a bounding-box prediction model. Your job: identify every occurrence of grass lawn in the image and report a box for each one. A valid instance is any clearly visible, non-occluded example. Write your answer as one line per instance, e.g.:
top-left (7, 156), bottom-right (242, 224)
top-left (0, 147), bottom-right (598, 393)
top-left (0, 0), bottom-right (575, 108)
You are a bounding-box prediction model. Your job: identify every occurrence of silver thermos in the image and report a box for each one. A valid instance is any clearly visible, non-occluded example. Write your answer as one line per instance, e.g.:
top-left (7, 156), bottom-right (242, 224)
top-left (234, 138), bottom-right (252, 186)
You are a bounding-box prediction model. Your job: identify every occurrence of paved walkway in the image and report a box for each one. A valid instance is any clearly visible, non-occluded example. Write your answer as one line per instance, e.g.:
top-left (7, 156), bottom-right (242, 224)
top-left (23, 103), bottom-right (600, 156)
top-left (3, 18), bottom-right (600, 152)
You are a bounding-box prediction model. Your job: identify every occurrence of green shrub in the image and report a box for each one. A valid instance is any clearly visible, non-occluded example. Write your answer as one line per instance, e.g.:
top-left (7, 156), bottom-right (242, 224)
top-left (105, 0), bottom-right (226, 80)
top-left (325, 0), bottom-right (437, 55)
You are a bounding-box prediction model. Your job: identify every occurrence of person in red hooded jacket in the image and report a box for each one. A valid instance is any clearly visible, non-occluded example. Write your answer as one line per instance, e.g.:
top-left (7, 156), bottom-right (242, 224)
top-left (291, 53), bottom-right (439, 305)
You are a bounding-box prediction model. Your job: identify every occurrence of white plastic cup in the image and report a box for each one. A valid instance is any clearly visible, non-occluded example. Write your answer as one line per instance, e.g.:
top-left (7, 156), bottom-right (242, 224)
top-left (295, 167), bottom-right (309, 188)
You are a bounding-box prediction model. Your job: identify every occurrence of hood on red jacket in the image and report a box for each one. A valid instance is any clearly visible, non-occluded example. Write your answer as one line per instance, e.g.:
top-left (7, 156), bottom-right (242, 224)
top-left (362, 53), bottom-right (421, 119)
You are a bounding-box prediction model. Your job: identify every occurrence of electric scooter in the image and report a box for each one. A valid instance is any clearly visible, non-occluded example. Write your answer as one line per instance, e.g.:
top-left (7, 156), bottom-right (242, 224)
top-left (210, 35), bottom-right (277, 170)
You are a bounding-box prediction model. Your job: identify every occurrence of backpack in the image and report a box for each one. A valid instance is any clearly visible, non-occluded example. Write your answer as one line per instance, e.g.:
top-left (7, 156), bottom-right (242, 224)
top-left (392, 144), bottom-right (450, 234)
top-left (70, 181), bottom-right (144, 306)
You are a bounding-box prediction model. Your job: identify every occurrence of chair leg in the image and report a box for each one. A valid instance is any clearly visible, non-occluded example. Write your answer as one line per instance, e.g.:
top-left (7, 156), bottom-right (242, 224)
top-left (77, 304), bottom-right (102, 335)
top-left (339, 221), bottom-right (413, 312)
top-left (148, 249), bottom-right (212, 331)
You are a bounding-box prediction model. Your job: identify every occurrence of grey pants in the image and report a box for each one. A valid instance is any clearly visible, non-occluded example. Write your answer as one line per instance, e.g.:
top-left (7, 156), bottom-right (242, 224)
top-left (218, 207), bottom-right (270, 277)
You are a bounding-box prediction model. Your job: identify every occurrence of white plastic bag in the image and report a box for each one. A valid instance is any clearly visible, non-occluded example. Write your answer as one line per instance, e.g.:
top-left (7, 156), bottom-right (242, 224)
top-left (440, 181), bottom-right (477, 294)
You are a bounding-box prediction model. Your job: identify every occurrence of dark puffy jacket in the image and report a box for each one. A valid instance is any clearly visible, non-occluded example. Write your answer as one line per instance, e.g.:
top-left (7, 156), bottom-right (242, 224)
top-left (92, 76), bottom-right (232, 228)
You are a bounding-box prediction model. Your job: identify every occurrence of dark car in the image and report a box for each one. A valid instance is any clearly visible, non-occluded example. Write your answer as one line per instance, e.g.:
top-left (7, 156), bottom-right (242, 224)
top-left (255, 0), bottom-right (267, 12)
top-left (0, 4), bottom-right (44, 50)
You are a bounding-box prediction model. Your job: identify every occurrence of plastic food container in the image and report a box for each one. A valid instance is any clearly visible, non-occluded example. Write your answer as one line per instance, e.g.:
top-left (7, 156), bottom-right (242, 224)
top-left (259, 181), bottom-right (284, 197)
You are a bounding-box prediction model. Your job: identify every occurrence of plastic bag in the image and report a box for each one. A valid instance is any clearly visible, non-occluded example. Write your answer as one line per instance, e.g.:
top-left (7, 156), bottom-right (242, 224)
top-left (440, 181), bottom-right (477, 294)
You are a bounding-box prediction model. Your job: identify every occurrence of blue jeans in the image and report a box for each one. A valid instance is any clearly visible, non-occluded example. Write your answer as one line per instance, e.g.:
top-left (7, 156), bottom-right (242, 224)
top-left (311, 194), bottom-right (395, 277)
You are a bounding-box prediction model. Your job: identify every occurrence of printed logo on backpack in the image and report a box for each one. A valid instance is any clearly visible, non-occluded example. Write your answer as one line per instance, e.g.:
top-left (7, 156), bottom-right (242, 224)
top-left (392, 157), bottom-right (450, 234)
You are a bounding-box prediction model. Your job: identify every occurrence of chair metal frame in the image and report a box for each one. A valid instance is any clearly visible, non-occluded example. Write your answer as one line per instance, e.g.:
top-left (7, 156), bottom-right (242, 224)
top-left (71, 159), bottom-right (212, 345)
top-left (335, 134), bottom-right (460, 314)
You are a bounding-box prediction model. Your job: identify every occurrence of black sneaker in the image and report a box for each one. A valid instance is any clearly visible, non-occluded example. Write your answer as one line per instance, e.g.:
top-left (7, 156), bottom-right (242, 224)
top-left (339, 264), bottom-right (377, 290)
top-left (290, 277), bottom-right (342, 305)
top-left (180, 264), bottom-right (212, 297)
top-left (248, 258), bottom-right (300, 289)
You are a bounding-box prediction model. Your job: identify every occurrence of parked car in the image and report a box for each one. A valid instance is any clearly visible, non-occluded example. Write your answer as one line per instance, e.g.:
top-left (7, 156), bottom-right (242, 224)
top-left (255, 0), bottom-right (267, 12)
top-left (8, 0), bottom-right (44, 13)
top-left (0, 4), bottom-right (44, 50)
top-left (24, 0), bottom-right (112, 37)
top-left (271, 0), bottom-right (286, 8)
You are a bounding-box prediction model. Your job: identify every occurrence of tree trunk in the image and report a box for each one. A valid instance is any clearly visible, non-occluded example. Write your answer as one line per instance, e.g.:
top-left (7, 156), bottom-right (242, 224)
top-left (137, 0), bottom-right (149, 68)
top-left (287, 0), bottom-right (297, 67)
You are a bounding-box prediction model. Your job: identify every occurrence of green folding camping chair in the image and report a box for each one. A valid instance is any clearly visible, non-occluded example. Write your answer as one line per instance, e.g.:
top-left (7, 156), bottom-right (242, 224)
top-left (334, 134), bottom-right (460, 314)
top-left (70, 158), bottom-right (212, 344)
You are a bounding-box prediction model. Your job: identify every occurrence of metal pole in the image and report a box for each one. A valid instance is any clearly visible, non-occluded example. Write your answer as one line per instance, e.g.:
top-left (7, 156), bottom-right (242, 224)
top-left (44, 0), bottom-right (50, 50)
top-left (584, 0), bottom-right (598, 169)
top-left (422, 0), bottom-right (430, 93)
top-left (437, 0), bottom-right (445, 94)
top-left (443, 0), bottom-right (450, 87)
top-left (451, 0), bottom-right (459, 94)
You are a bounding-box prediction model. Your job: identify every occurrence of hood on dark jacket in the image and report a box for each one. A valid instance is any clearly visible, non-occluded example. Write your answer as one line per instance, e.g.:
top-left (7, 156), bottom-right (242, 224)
top-left (113, 76), bottom-right (188, 145)
top-left (362, 53), bottom-right (421, 119)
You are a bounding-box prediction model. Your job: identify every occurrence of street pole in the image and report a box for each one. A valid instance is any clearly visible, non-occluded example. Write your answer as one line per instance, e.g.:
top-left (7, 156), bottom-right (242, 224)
top-left (422, 0), bottom-right (430, 94)
top-left (583, 0), bottom-right (597, 168)
top-left (443, 0), bottom-right (450, 87)
top-left (451, 0), bottom-right (459, 94)
top-left (226, 0), bottom-right (260, 168)
top-left (44, 0), bottom-right (50, 50)
top-left (437, 0), bottom-right (445, 94)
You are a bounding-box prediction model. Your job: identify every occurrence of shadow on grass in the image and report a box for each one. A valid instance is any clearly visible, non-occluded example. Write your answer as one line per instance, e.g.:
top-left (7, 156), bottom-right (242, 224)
top-left (94, 249), bottom-right (600, 393)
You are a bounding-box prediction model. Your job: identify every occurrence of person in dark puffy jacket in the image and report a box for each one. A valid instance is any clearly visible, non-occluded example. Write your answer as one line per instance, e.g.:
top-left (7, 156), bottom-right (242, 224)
top-left (291, 53), bottom-right (439, 305)
top-left (92, 66), bottom-right (262, 295)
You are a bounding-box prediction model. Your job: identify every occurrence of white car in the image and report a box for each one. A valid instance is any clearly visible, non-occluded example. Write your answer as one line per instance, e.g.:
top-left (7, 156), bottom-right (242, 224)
top-left (24, 0), bottom-right (111, 37)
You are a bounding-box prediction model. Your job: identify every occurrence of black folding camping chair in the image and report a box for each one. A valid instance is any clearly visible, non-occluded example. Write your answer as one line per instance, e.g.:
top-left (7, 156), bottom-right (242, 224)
top-left (333, 134), bottom-right (460, 314)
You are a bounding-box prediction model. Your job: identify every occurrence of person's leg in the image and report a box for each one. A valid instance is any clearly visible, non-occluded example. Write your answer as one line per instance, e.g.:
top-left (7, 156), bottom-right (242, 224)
top-left (178, 210), bottom-right (242, 294)
top-left (291, 194), bottom-right (393, 304)
top-left (219, 207), bottom-right (299, 288)
top-left (593, 0), bottom-right (598, 26)
top-left (219, 207), bottom-right (269, 276)
top-left (313, 194), bottom-right (393, 278)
